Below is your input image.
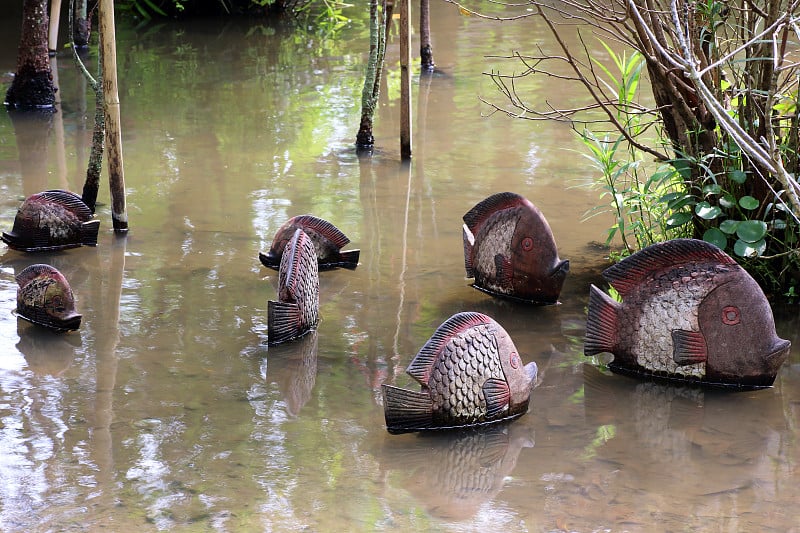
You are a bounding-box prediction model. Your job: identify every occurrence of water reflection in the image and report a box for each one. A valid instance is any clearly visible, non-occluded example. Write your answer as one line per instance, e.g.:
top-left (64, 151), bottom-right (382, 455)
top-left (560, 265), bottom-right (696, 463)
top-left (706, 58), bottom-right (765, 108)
top-left (380, 422), bottom-right (534, 520)
top-left (265, 330), bottom-right (319, 417)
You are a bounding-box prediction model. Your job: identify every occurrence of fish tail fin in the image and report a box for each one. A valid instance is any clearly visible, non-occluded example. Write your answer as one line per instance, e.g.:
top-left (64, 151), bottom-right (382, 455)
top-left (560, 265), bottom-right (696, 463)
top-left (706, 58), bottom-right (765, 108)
top-left (81, 219), bottom-right (100, 246)
top-left (337, 249), bottom-right (360, 270)
top-left (382, 384), bottom-right (434, 434)
top-left (268, 300), bottom-right (303, 345)
top-left (584, 284), bottom-right (619, 356)
top-left (462, 224), bottom-right (475, 278)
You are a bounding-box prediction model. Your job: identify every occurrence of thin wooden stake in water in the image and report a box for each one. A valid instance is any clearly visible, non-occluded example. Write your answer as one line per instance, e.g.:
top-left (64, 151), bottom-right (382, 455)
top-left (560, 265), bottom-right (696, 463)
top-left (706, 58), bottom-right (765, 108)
top-left (399, 0), bottom-right (412, 160)
top-left (99, 0), bottom-right (128, 232)
top-left (48, 0), bottom-right (61, 53)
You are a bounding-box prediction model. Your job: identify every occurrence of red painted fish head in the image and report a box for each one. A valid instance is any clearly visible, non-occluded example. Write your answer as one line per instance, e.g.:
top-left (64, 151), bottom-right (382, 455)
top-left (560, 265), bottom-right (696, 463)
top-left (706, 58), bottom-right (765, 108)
top-left (509, 213), bottom-right (569, 303)
top-left (494, 326), bottom-right (537, 409)
top-left (698, 272), bottom-right (791, 387)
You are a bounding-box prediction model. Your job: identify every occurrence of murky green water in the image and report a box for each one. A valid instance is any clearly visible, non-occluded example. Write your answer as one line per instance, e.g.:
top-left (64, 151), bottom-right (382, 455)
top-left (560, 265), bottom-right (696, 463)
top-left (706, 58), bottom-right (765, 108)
top-left (0, 4), bottom-right (798, 532)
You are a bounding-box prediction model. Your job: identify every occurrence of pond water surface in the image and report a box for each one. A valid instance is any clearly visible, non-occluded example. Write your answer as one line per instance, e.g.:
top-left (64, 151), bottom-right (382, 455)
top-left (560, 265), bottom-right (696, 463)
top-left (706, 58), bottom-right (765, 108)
top-left (0, 4), bottom-right (798, 532)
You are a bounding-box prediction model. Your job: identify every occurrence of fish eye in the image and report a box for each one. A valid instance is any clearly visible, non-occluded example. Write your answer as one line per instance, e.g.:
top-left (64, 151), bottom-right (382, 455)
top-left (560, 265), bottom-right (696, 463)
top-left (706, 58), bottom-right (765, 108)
top-left (521, 237), bottom-right (534, 252)
top-left (721, 305), bottom-right (740, 325)
top-left (509, 351), bottom-right (520, 369)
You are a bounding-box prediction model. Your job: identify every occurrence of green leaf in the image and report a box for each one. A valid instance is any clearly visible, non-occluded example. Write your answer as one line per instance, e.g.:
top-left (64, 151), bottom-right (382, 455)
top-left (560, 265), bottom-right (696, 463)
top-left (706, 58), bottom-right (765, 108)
top-left (736, 220), bottom-right (767, 242)
top-left (703, 227), bottom-right (727, 249)
top-left (695, 202), bottom-right (722, 220)
top-left (719, 219), bottom-right (740, 234)
top-left (719, 194), bottom-right (736, 209)
top-left (728, 169), bottom-right (747, 184)
top-left (666, 212), bottom-right (692, 229)
top-left (734, 238), bottom-right (766, 257)
top-left (773, 219), bottom-right (787, 230)
top-left (703, 183), bottom-right (722, 196)
top-left (738, 196), bottom-right (759, 210)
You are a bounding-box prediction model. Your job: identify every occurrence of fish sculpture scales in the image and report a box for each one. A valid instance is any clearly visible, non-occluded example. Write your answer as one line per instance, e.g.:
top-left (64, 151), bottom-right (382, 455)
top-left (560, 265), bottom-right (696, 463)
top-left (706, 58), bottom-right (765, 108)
top-left (259, 214), bottom-right (359, 271)
top-left (267, 228), bottom-right (320, 345)
top-left (15, 264), bottom-right (82, 332)
top-left (2, 190), bottom-right (99, 252)
top-left (584, 238), bottom-right (791, 389)
top-left (462, 192), bottom-right (569, 304)
top-left (382, 312), bottom-right (537, 434)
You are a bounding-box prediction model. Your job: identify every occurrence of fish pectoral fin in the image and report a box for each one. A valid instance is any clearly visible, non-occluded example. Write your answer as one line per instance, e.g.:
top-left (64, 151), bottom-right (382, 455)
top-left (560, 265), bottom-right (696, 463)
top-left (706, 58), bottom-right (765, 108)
top-left (494, 254), bottom-right (514, 289)
top-left (483, 378), bottom-right (511, 419)
top-left (382, 384), bottom-right (434, 434)
top-left (267, 300), bottom-right (303, 345)
top-left (462, 224), bottom-right (475, 278)
top-left (672, 329), bottom-right (708, 365)
top-left (336, 249), bottom-right (360, 269)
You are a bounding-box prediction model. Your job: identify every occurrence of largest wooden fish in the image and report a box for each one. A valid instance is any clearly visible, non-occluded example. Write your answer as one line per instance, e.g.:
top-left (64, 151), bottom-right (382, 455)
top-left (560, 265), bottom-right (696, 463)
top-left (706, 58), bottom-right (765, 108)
top-left (259, 214), bottom-right (359, 271)
top-left (382, 312), bottom-right (537, 434)
top-left (15, 263), bottom-right (82, 332)
top-left (584, 239), bottom-right (791, 389)
top-left (267, 228), bottom-right (320, 345)
top-left (2, 190), bottom-right (99, 252)
top-left (463, 192), bottom-right (569, 304)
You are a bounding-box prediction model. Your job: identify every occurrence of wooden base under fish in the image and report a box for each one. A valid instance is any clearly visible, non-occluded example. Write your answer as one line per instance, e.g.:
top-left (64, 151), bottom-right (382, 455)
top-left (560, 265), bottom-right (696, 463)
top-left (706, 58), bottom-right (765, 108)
top-left (605, 362), bottom-right (777, 390)
top-left (469, 282), bottom-right (561, 305)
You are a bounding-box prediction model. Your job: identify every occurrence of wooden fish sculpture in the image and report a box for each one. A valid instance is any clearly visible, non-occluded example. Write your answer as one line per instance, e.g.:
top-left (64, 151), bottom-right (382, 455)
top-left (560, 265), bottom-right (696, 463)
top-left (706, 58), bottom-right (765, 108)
top-left (1, 190), bottom-right (99, 252)
top-left (584, 239), bottom-right (791, 389)
top-left (462, 192), bottom-right (569, 304)
top-left (16, 264), bottom-right (82, 332)
top-left (259, 214), bottom-right (359, 271)
top-left (267, 228), bottom-right (320, 345)
top-left (382, 312), bottom-right (537, 434)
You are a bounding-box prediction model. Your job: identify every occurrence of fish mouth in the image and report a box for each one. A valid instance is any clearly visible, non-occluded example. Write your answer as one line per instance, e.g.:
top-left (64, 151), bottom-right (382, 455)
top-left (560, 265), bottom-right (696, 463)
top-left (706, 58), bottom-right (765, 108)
top-left (258, 251), bottom-right (281, 270)
top-left (766, 338), bottom-right (791, 363)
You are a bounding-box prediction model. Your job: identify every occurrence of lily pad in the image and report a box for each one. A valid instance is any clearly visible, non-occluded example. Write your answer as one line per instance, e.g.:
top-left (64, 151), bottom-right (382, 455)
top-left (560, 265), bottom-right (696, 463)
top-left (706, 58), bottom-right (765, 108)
top-left (695, 202), bottom-right (722, 220)
top-left (734, 238), bottom-right (766, 257)
top-left (702, 227), bottom-right (728, 249)
top-left (738, 196), bottom-right (759, 210)
top-left (719, 219), bottom-right (740, 234)
top-left (736, 220), bottom-right (767, 243)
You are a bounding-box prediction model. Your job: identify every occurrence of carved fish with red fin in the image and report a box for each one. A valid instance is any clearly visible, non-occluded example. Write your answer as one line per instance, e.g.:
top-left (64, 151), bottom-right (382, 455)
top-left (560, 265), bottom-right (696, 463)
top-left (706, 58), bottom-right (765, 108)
top-left (584, 238), bottom-right (791, 389)
top-left (16, 264), bottom-right (82, 332)
top-left (382, 312), bottom-right (537, 434)
top-left (463, 192), bottom-right (568, 304)
top-left (2, 190), bottom-right (99, 252)
top-left (260, 215), bottom-right (359, 271)
top-left (267, 228), bottom-right (320, 345)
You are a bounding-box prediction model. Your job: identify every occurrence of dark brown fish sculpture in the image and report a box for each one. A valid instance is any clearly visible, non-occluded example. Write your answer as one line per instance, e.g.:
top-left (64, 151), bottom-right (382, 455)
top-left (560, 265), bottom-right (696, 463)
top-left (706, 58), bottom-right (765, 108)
top-left (584, 238), bottom-right (791, 389)
top-left (2, 190), bottom-right (99, 252)
top-left (382, 312), bottom-right (537, 434)
top-left (267, 228), bottom-right (320, 345)
top-left (259, 214), bottom-right (359, 271)
top-left (463, 192), bottom-right (569, 304)
top-left (15, 264), bottom-right (82, 332)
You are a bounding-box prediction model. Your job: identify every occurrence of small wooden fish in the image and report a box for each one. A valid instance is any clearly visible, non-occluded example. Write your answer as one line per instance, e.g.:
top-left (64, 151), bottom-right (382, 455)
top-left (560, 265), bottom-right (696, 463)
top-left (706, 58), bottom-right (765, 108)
top-left (267, 228), bottom-right (320, 345)
top-left (16, 264), bottom-right (82, 332)
top-left (382, 312), bottom-right (537, 434)
top-left (2, 190), bottom-right (99, 252)
top-left (462, 192), bottom-right (568, 304)
top-left (259, 214), bottom-right (359, 271)
top-left (584, 239), bottom-right (791, 388)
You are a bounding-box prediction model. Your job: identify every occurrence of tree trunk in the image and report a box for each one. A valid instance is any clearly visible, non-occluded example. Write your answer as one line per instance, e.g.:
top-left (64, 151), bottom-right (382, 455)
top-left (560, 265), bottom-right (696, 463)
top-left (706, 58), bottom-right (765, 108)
top-left (356, 0), bottom-right (392, 151)
top-left (73, 0), bottom-right (91, 48)
top-left (420, 0), bottom-right (434, 72)
top-left (5, 0), bottom-right (56, 110)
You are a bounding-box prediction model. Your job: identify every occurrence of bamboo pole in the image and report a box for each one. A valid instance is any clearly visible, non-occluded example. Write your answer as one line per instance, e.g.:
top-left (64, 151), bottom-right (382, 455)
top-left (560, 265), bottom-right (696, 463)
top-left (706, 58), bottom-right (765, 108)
top-left (48, 0), bottom-right (61, 54)
top-left (99, 0), bottom-right (129, 232)
top-left (399, 0), bottom-right (412, 160)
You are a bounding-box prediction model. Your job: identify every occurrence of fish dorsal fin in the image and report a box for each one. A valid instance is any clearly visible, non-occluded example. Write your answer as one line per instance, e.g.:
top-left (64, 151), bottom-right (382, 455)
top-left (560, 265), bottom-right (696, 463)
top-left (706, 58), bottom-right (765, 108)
top-left (16, 264), bottom-right (62, 287)
top-left (292, 214), bottom-right (350, 249)
top-left (462, 192), bottom-right (530, 234)
top-left (603, 239), bottom-right (736, 298)
top-left (36, 190), bottom-right (92, 220)
top-left (407, 312), bottom-right (492, 385)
